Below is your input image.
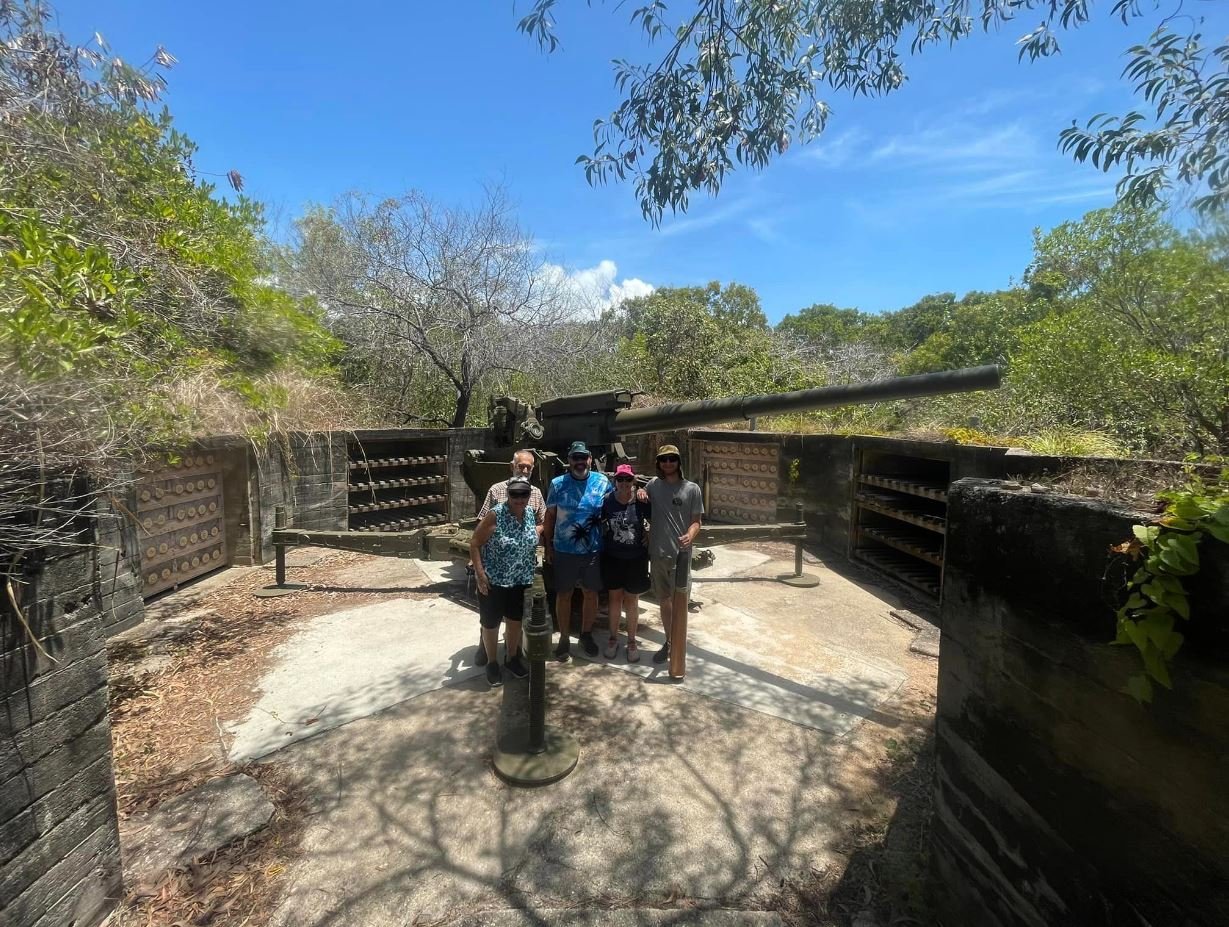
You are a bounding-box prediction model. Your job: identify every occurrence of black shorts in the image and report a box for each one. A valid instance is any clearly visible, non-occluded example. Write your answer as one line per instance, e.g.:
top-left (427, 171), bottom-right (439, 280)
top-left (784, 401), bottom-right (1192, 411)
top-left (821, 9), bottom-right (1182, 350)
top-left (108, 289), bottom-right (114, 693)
top-left (601, 554), bottom-right (650, 595)
top-left (478, 584), bottom-right (528, 629)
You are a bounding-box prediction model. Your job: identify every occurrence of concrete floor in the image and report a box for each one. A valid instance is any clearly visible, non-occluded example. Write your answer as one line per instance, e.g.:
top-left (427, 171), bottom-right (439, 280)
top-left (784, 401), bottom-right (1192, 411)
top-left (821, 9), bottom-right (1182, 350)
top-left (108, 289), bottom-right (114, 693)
top-left (221, 544), bottom-right (923, 926)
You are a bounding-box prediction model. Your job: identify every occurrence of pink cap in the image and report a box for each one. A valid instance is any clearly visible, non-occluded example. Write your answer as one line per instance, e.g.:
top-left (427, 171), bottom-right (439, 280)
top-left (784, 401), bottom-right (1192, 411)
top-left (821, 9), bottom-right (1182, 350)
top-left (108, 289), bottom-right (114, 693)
top-left (614, 464), bottom-right (635, 477)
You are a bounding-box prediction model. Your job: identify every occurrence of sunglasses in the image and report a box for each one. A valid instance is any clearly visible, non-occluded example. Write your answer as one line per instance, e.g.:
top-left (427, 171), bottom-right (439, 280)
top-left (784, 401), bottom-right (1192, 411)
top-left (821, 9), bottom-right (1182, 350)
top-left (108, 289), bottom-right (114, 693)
top-left (615, 475), bottom-right (634, 482)
top-left (569, 454), bottom-right (589, 461)
top-left (658, 456), bottom-right (680, 463)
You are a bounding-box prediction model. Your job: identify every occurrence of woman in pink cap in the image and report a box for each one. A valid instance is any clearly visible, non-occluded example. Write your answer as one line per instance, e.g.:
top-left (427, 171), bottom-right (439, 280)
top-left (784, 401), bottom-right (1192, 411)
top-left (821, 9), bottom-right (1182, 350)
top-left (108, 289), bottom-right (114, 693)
top-left (599, 463), bottom-right (652, 661)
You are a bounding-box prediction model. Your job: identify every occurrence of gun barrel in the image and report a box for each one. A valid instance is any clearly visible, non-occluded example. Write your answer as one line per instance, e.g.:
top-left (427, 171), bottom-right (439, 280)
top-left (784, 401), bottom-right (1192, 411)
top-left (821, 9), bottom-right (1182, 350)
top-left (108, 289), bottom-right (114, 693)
top-left (610, 365), bottom-right (1002, 437)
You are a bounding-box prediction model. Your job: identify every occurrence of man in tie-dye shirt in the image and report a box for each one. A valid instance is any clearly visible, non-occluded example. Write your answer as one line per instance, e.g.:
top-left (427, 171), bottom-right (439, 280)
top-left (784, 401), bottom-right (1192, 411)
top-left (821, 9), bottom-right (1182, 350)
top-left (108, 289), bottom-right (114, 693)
top-left (543, 441), bottom-right (611, 661)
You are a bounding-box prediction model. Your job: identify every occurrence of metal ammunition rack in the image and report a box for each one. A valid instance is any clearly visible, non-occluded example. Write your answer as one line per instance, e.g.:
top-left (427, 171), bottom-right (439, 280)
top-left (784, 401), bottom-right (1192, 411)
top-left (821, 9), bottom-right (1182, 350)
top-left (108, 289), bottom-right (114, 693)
top-left (346, 435), bottom-right (451, 532)
top-left (851, 447), bottom-right (951, 601)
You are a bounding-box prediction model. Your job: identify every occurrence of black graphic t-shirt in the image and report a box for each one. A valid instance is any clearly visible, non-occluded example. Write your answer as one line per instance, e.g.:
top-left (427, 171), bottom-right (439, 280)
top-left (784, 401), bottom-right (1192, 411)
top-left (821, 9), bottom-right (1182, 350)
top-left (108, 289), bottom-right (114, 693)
top-left (600, 494), bottom-right (651, 560)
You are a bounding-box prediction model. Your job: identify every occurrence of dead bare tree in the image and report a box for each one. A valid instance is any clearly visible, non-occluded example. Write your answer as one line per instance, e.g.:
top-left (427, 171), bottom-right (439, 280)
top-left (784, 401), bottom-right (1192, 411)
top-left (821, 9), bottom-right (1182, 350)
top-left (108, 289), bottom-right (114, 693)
top-left (291, 188), bottom-right (573, 427)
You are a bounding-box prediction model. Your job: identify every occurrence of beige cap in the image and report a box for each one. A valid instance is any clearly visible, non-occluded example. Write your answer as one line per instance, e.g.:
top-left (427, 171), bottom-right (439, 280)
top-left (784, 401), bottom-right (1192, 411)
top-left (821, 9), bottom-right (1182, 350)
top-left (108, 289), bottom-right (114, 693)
top-left (655, 444), bottom-right (681, 458)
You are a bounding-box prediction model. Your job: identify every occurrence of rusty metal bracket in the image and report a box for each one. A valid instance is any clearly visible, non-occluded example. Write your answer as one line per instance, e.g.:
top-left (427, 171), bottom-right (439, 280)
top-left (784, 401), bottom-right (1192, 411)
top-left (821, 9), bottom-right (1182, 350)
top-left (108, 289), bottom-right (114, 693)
top-left (255, 505), bottom-right (428, 596)
top-left (695, 503), bottom-right (819, 587)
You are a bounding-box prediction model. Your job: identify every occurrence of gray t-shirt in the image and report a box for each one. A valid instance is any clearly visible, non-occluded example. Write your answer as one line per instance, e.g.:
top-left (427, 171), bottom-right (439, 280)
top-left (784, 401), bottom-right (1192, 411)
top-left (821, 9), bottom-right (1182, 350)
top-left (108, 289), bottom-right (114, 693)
top-left (645, 477), bottom-right (704, 560)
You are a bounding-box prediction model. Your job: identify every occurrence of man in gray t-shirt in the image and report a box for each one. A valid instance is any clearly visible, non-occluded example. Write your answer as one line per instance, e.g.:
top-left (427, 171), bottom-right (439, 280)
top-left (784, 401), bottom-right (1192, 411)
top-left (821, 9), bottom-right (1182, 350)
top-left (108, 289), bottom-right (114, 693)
top-left (644, 444), bottom-right (703, 677)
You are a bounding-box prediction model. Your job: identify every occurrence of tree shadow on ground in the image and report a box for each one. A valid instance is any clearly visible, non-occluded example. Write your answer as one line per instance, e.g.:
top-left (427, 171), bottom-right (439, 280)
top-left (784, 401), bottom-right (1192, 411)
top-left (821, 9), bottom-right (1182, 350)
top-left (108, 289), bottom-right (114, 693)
top-left (242, 646), bottom-right (902, 927)
top-left (827, 730), bottom-right (936, 926)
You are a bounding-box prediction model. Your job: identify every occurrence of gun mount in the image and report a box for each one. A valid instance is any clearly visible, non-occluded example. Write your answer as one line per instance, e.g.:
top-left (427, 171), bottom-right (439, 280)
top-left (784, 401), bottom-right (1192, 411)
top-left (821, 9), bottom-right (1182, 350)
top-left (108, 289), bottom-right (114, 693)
top-left (465, 365), bottom-right (1002, 507)
top-left (258, 366), bottom-right (1001, 600)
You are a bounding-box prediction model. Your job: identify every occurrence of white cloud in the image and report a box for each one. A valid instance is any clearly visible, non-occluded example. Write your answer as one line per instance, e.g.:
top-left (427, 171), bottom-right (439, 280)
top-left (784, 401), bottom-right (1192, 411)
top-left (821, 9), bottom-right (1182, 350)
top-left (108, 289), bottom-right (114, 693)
top-left (799, 127), bottom-right (867, 167)
top-left (540, 259), bottom-right (654, 315)
top-left (870, 121), bottom-right (1039, 168)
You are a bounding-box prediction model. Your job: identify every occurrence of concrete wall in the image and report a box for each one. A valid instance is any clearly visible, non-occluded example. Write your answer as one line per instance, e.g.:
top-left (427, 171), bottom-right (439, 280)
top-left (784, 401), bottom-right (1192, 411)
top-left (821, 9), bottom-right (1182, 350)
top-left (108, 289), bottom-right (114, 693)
top-left (932, 480), bottom-right (1229, 926)
top-left (1, 484), bottom-right (124, 927)
top-left (94, 476), bottom-right (144, 639)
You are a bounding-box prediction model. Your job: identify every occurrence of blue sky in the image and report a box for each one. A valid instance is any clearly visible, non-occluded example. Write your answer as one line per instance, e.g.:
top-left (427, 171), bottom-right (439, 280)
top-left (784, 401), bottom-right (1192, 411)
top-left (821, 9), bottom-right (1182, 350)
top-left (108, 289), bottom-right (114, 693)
top-left (53, 1), bottom-right (1229, 321)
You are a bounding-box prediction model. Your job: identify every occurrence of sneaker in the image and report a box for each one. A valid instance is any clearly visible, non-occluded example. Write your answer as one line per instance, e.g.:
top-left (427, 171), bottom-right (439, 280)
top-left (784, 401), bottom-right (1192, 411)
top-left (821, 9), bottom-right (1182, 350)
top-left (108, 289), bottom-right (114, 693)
top-left (652, 642), bottom-right (670, 664)
top-left (579, 631), bottom-right (599, 658)
top-left (485, 662), bottom-right (502, 687)
top-left (474, 635), bottom-right (488, 667)
top-left (505, 653), bottom-right (528, 679)
top-left (604, 636), bottom-right (619, 659)
top-left (554, 636), bottom-right (571, 663)
top-left (626, 639), bottom-right (640, 663)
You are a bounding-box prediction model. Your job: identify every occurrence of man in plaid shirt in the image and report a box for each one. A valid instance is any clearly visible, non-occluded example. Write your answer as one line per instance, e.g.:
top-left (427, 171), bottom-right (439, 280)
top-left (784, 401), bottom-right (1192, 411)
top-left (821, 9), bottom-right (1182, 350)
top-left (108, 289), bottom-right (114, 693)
top-left (473, 449), bottom-right (545, 666)
top-left (477, 449), bottom-right (546, 522)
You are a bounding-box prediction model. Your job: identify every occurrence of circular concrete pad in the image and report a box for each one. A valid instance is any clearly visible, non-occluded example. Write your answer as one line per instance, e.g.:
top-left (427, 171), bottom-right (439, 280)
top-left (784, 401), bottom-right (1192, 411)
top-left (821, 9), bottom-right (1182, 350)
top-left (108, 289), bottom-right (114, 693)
top-left (493, 730), bottom-right (579, 787)
top-left (776, 572), bottom-right (821, 588)
top-left (253, 582), bottom-right (309, 598)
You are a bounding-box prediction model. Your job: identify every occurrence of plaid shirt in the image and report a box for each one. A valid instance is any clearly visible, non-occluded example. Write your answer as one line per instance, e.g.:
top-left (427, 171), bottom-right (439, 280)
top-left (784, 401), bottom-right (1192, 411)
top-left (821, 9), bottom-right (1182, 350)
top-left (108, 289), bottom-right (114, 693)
top-left (478, 479), bottom-right (546, 524)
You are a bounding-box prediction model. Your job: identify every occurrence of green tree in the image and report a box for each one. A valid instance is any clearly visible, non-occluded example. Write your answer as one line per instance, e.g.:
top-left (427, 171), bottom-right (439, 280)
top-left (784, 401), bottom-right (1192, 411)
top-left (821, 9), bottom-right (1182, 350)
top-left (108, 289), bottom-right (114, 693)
top-left (615, 282), bottom-right (812, 399)
top-left (776, 303), bottom-right (871, 344)
top-left (1, 1), bottom-right (346, 458)
top-left (519, 1), bottom-right (1229, 219)
top-left (895, 289), bottom-right (1051, 374)
top-left (290, 189), bottom-right (573, 428)
top-left (1009, 207), bottom-right (1229, 456)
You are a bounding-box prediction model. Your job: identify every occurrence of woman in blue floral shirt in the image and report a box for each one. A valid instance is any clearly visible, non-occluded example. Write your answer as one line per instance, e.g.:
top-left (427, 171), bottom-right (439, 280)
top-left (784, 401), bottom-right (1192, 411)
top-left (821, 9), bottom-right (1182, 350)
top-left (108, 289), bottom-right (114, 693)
top-left (469, 476), bottom-right (540, 687)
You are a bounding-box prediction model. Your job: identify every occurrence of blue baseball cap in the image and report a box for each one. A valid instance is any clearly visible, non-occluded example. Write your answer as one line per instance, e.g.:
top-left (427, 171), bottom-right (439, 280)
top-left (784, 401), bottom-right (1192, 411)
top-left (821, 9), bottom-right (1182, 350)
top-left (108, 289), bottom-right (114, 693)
top-left (567, 441), bottom-right (590, 457)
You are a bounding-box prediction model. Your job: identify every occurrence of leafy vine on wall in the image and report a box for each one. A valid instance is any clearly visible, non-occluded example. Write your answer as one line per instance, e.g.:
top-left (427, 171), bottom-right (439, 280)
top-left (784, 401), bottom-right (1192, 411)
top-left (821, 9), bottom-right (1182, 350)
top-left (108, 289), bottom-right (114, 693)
top-left (1112, 469), bottom-right (1229, 703)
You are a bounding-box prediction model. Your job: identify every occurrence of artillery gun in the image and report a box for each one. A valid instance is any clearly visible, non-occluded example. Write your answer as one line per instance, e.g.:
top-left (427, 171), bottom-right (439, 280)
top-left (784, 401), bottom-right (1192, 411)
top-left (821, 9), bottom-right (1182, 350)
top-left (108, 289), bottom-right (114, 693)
top-left (261, 365), bottom-right (1001, 596)
top-left (463, 365), bottom-right (1003, 505)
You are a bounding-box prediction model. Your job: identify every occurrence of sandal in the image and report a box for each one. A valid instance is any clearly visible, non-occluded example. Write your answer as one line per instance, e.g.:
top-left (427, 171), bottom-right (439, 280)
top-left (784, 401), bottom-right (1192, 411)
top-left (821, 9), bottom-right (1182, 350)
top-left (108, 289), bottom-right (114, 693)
top-left (626, 639), bottom-right (640, 663)
top-left (604, 636), bottom-right (619, 659)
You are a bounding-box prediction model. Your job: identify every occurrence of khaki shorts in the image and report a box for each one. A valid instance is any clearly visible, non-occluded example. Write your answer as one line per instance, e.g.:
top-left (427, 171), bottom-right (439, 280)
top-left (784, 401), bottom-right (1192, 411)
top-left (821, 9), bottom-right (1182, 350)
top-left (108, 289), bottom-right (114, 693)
top-left (650, 551), bottom-right (691, 600)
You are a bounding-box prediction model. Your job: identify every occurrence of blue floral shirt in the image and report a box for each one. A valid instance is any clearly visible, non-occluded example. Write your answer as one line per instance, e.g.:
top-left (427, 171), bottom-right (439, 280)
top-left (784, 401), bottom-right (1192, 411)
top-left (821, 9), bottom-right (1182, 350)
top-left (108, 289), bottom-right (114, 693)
top-left (480, 502), bottom-right (538, 587)
top-left (546, 470), bottom-right (612, 555)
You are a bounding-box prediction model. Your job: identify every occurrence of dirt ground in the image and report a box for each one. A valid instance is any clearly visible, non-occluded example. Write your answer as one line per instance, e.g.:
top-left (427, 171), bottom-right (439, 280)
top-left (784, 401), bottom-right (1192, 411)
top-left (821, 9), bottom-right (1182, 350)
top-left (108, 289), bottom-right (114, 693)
top-left (103, 545), bottom-right (939, 927)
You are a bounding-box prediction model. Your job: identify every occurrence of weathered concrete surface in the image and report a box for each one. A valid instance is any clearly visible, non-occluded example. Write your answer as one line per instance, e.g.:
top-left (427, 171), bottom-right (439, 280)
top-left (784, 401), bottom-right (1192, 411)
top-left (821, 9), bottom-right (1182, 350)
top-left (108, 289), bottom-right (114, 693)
top-left (123, 773), bottom-right (275, 884)
top-left (225, 593), bottom-right (484, 761)
top-left (933, 481), bottom-right (1229, 927)
top-left (266, 666), bottom-right (858, 926)
top-left (232, 542), bottom-right (920, 927)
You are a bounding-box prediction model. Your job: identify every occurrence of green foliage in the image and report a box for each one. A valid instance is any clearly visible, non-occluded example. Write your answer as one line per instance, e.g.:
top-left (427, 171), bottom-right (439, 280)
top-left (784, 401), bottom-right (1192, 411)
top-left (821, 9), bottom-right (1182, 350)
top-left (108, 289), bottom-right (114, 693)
top-left (0, 2), bottom-right (347, 450)
top-left (1023, 429), bottom-right (1127, 458)
top-left (615, 282), bottom-right (807, 399)
top-left (518, 1), bottom-right (1226, 220)
top-left (1013, 207), bottom-right (1229, 457)
top-left (776, 303), bottom-right (872, 344)
top-left (0, 216), bottom-right (143, 375)
top-left (1059, 28), bottom-right (1229, 214)
top-left (1112, 471), bottom-right (1229, 703)
top-left (894, 290), bottom-right (1050, 375)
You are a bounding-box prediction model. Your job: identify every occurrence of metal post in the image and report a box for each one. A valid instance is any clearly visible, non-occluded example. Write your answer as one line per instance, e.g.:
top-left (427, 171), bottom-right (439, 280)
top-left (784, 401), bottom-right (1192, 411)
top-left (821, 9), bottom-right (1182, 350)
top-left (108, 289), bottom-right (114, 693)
top-left (493, 594), bottom-right (578, 785)
top-left (255, 504), bottom-right (309, 597)
top-left (274, 505), bottom-right (287, 586)
top-left (794, 503), bottom-right (804, 578)
top-left (777, 502), bottom-right (820, 588)
top-left (526, 594), bottom-right (547, 754)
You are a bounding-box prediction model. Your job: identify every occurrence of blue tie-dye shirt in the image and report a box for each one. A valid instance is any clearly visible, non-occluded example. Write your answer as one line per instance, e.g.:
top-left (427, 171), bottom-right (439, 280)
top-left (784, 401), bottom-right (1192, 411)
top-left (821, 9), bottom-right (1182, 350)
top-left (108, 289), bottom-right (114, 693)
top-left (546, 470), bottom-right (612, 555)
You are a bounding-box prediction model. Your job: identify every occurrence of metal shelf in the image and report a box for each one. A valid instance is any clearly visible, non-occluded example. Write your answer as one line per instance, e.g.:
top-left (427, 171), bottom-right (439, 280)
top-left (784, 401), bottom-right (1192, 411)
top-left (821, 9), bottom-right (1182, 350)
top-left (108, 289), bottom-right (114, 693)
top-left (855, 492), bottom-right (946, 534)
top-left (348, 475), bottom-right (447, 492)
top-left (855, 546), bottom-right (941, 598)
top-left (348, 455), bottom-right (448, 470)
top-left (349, 513), bottom-right (449, 533)
top-left (859, 474), bottom-right (948, 502)
top-left (860, 526), bottom-right (944, 568)
top-left (348, 494), bottom-right (447, 514)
